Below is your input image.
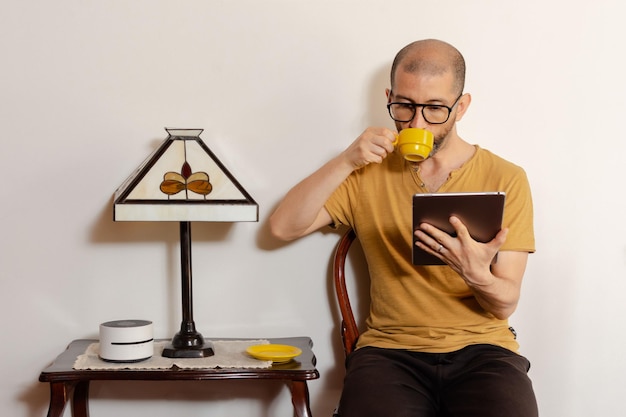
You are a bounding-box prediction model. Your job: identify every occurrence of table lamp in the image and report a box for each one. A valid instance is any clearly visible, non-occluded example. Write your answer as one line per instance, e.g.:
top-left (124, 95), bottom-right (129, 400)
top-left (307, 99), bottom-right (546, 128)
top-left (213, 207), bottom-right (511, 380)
top-left (113, 128), bottom-right (258, 358)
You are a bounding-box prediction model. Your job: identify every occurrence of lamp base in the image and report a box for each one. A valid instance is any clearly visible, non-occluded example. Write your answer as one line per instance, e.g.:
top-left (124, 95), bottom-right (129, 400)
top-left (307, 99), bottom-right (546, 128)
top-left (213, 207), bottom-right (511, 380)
top-left (161, 328), bottom-right (215, 358)
top-left (162, 342), bottom-right (215, 358)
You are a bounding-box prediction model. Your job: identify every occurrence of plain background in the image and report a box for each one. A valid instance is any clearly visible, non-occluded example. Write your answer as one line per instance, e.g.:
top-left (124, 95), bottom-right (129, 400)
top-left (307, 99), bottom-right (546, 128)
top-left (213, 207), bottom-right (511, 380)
top-left (2, 1), bottom-right (625, 416)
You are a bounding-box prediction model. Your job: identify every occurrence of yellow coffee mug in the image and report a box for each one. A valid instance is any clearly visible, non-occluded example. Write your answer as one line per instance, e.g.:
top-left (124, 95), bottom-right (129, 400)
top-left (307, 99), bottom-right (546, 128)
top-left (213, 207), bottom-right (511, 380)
top-left (393, 128), bottom-right (434, 162)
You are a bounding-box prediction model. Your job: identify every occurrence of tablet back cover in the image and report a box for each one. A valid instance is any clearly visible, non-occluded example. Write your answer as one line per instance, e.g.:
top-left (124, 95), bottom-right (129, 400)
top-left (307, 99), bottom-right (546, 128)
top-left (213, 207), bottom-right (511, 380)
top-left (412, 192), bottom-right (505, 265)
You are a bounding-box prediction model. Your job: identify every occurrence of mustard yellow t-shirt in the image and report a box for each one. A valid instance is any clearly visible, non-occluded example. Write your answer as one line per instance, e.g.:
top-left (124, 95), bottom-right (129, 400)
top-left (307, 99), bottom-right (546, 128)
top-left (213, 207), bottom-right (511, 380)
top-left (324, 146), bottom-right (535, 353)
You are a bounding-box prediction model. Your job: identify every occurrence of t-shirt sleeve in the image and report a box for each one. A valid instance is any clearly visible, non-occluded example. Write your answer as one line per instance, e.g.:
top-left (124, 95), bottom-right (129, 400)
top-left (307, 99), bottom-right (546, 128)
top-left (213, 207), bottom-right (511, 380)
top-left (500, 168), bottom-right (535, 253)
top-left (324, 171), bottom-right (361, 230)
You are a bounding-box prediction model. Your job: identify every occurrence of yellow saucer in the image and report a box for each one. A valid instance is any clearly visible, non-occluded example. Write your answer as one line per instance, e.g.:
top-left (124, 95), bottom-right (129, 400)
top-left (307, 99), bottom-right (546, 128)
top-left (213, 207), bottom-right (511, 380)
top-left (246, 344), bottom-right (302, 363)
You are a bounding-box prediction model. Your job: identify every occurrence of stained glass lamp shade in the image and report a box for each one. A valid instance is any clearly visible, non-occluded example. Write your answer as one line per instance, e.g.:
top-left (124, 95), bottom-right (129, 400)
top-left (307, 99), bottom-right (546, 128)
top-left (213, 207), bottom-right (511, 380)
top-left (113, 128), bottom-right (258, 358)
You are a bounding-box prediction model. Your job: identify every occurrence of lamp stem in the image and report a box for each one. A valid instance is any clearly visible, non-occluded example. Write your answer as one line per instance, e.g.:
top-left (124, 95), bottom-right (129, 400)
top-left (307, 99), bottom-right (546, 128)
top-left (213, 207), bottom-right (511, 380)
top-left (161, 221), bottom-right (214, 358)
top-left (180, 221), bottom-right (194, 326)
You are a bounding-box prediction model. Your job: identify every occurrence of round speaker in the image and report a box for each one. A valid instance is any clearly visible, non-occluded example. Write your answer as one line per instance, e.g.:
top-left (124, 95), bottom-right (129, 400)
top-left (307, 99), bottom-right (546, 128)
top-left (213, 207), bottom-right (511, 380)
top-left (99, 319), bottom-right (154, 363)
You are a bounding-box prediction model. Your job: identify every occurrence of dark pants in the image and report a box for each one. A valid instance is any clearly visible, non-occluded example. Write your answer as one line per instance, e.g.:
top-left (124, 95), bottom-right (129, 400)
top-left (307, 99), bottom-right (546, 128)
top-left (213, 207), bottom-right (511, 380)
top-left (337, 344), bottom-right (538, 417)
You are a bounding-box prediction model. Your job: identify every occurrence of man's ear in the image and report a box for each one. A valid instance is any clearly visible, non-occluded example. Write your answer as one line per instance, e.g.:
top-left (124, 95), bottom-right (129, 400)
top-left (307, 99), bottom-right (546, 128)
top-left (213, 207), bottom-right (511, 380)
top-left (385, 88), bottom-right (391, 101)
top-left (455, 93), bottom-right (472, 121)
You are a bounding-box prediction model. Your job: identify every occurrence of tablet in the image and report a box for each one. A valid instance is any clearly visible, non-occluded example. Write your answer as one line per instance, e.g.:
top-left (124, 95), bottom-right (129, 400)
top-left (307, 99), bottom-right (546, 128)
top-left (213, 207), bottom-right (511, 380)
top-left (412, 192), bottom-right (505, 265)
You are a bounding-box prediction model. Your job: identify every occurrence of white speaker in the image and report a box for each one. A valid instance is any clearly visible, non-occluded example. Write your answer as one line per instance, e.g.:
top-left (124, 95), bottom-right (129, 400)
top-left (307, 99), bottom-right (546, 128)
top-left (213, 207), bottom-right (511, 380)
top-left (99, 319), bottom-right (154, 362)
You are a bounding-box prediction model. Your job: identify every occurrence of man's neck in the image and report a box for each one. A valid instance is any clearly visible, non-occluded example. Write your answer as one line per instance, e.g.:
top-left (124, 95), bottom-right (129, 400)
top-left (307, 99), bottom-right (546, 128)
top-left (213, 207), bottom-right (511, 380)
top-left (415, 135), bottom-right (475, 192)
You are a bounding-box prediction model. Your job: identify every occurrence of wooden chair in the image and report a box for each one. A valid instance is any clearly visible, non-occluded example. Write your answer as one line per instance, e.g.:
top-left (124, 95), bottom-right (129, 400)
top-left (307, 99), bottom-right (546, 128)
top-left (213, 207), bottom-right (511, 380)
top-left (333, 229), bottom-right (360, 356)
top-left (332, 229), bottom-right (358, 417)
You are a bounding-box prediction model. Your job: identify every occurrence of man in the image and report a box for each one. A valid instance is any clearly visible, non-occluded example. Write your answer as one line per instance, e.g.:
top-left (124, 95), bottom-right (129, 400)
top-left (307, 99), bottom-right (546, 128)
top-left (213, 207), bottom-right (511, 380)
top-left (270, 39), bottom-right (537, 417)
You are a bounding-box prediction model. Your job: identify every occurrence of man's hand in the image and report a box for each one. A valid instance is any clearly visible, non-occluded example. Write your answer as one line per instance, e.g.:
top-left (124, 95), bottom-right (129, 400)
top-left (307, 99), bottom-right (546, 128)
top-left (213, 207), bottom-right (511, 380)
top-left (414, 216), bottom-right (526, 319)
top-left (415, 215), bottom-right (506, 283)
top-left (341, 127), bottom-right (397, 170)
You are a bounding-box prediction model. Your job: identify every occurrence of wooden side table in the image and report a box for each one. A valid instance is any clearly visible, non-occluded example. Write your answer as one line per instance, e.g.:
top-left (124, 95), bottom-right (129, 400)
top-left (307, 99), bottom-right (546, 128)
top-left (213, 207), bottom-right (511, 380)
top-left (39, 336), bottom-right (319, 417)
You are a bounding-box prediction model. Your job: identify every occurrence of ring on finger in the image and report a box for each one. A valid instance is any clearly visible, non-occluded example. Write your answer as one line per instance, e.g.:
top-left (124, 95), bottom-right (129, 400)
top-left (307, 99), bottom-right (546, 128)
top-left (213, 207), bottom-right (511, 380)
top-left (437, 244), bottom-right (443, 253)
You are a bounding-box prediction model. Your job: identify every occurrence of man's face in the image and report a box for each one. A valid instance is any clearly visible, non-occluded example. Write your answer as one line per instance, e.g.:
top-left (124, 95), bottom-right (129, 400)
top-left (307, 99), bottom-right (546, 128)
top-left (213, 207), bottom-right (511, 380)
top-left (388, 69), bottom-right (461, 153)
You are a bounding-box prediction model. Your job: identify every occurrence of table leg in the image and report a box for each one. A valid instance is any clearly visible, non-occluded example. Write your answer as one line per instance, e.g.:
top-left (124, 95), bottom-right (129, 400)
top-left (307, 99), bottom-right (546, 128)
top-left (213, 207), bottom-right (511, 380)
top-left (289, 381), bottom-right (313, 417)
top-left (46, 382), bottom-right (69, 417)
top-left (71, 381), bottom-right (90, 417)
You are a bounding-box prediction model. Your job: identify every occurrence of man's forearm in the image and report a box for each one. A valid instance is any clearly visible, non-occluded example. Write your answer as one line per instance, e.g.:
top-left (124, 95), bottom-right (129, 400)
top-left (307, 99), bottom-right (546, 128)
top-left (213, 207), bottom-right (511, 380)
top-left (464, 251), bottom-right (528, 320)
top-left (269, 155), bottom-right (354, 241)
top-left (467, 277), bottom-right (521, 320)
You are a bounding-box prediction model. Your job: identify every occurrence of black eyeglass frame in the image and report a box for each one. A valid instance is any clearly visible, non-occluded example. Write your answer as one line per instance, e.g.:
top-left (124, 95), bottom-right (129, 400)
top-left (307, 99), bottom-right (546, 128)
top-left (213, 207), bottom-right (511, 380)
top-left (387, 93), bottom-right (464, 124)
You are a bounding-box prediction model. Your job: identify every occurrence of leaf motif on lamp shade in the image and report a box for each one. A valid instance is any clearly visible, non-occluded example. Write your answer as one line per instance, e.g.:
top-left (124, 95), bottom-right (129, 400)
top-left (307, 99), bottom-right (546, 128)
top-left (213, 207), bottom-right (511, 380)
top-left (160, 164), bottom-right (213, 198)
top-left (186, 172), bottom-right (213, 195)
top-left (160, 172), bottom-right (187, 195)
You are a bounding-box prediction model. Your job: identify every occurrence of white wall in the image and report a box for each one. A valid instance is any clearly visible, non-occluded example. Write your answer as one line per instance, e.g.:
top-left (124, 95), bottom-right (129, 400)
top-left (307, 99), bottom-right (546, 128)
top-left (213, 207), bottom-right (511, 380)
top-left (2, 1), bottom-right (625, 416)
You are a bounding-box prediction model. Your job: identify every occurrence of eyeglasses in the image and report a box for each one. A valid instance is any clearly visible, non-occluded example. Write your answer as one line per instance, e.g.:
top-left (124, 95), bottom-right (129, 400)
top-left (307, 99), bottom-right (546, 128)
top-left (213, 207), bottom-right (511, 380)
top-left (387, 93), bottom-right (463, 124)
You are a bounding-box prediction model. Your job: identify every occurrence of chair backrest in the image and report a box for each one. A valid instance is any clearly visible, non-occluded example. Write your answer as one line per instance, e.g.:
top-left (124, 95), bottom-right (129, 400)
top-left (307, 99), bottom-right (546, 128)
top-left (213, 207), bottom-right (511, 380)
top-left (333, 229), bottom-right (360, 356)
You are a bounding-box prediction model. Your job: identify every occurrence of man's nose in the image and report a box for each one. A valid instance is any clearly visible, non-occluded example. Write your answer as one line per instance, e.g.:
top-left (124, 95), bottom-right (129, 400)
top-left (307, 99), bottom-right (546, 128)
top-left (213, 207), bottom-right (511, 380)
top-left (408, 108), bottom-right (429, 129)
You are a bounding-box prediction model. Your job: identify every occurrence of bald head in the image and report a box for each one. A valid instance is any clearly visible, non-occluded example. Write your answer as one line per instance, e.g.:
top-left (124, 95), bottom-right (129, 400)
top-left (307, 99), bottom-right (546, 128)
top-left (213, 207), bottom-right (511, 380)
top-left (390, 39), bottom-right (465, 95)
